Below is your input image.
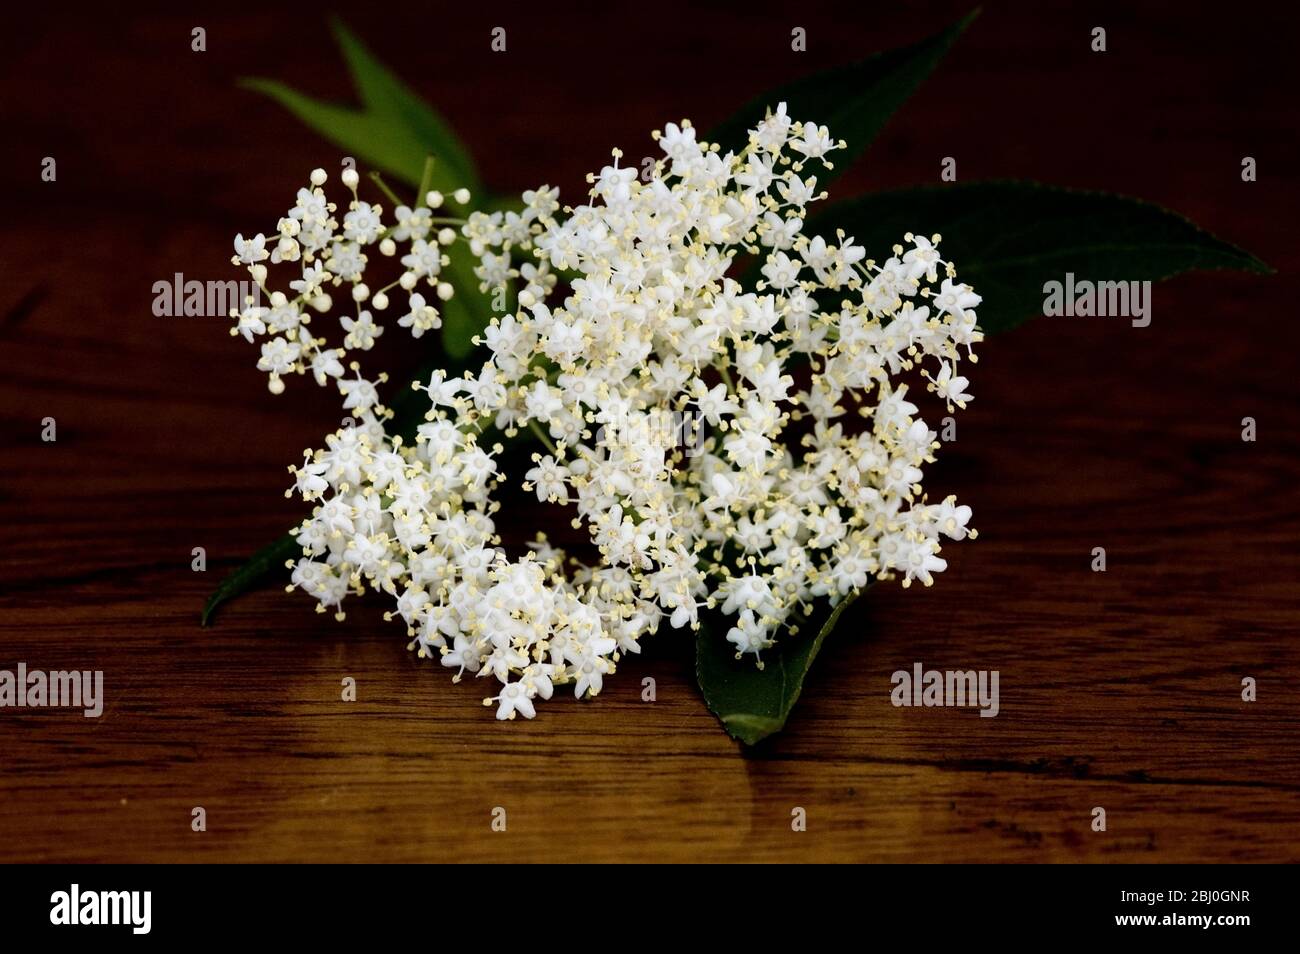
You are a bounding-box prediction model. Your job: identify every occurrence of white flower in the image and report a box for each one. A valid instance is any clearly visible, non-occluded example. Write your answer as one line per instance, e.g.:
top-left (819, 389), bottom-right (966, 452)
top-left (724, 425), bottom-right (773, 471)
top-left (790, 122), bottom-right (834, 159)
top-left (397, 293), bottom-right (441, 338)
top-left (310, 349), bottom-right (345, 386)
top-left (233, 233), bottom-right (268, 264)
top-left (401, 239), bottom-right (443, 279)
top-left (903, 234), bottom-right (943, 282)
top-left (441, 634), bottom-right (481, 679)
top-left (760, 251), bottom-right (802, 290)
top-left (340, 311), bottom-right (382, 351)
top-left (418, 369), bottom-right (464, 409)
top-left (934, 277), bottom-right (981, 319)
top-left (257, 336), bottom-right (299, 375)
top-left (692, 380), bottom-right (740, 425)
top-left (343, 202), bottom-right (384, 243)
top-left (390, 205), bottom-right (432, 242)
top-left (726, 610), bottom-right (773, 657)
top-left (235, 306), bottom-right (267, 343)
top-left (571, 655), bottom-right (612, 699)
top-left (525, 455), bottom-right (569, 502)
top-left (338, 375), bottom-right (380, 412)
top-left (933, 362), bottom-right (973, 408)
top-left (754, 102), bottom-right (792, 152)
top-left (491, 682), bottom-right (536, 720)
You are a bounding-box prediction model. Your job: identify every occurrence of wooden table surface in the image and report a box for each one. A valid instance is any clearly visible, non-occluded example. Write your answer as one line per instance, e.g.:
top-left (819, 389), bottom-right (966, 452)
top-left (3, 2), bottom-right (1297, 862)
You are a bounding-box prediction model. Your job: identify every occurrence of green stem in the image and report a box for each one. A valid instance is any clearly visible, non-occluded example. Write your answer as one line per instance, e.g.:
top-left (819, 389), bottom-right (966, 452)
top-left (416, 156), bottom-right (437, 209)
top-left (528, 418), bottom-right (559, 456)
top-left (367, 171), bottom-right (404, 207)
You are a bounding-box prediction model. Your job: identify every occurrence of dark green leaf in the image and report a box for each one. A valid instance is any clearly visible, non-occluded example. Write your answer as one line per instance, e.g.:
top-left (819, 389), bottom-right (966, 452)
top-left (705, 10), bottom-right (977, 185)
top-left (327, 17), bottom-right (480, 193)
top-left (807, 180), bottom-right (1272, 334)
top-left (242, 21), bottom-right (478, 193)
top-left (238, 78), bottom-right (430, 184)
top-left (440, 253), bottom-right (490, 358)
top-left (696, 591), bottom-right (861, 745)
top-left (200, 532), bottom-right (299, 626)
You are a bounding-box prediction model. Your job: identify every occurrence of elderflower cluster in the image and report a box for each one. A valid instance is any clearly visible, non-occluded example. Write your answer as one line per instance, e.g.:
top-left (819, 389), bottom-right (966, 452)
top-left (229, 165), bottom-right (555, 402)
top-left (230, 104), bottom-right (981, 720)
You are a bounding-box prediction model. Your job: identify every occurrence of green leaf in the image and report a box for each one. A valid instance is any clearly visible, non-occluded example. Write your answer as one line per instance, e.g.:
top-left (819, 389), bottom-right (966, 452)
top-left (705, 10), bottom-right (977, 185)
top-left (440, 253), bottom-right (490, 358)
top-left (238, 77), bottom-right (429, 184)
top-left (241, 20), bottom-right (478, 193)
top-left (200, 532), bottom-right (299, 626)
top-left (327, 18), bottom-right (480, 193)
top-left (696, 591), bottom-right (862, 745)
top-left (807, 180), bottom-right (1272, 334)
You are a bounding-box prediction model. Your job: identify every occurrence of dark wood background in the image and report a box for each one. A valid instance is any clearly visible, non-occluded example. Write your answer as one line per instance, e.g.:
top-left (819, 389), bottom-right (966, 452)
top-left (2, 1), bottom-right (1297, 862)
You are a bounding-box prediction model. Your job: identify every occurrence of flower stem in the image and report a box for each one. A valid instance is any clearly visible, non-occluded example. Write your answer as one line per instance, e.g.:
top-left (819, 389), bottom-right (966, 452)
top-left (416, 156), bottom-right (437, 208)
top-left (367, 171), bottom-right (404, 207)
top-left (528, 418), bottom-right (559, 456)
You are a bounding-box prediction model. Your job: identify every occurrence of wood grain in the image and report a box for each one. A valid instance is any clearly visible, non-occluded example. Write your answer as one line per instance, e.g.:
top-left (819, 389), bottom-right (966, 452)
top-left (2, 1), bottom-right (1297, 862)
